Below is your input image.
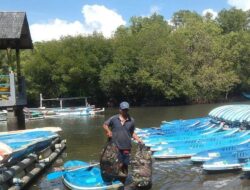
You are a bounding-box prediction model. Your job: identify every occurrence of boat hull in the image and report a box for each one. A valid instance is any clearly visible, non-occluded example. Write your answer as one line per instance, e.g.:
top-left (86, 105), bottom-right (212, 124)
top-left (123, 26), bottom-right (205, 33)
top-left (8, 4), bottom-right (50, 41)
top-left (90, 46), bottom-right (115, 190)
top-left (62, 160), bottom-right (123, 190)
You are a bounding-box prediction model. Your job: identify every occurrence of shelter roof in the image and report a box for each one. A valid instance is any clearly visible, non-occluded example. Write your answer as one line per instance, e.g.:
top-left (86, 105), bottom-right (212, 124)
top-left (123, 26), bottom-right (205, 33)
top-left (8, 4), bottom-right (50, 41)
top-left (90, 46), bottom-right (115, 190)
top-left (0, 12), bottom-right (33, 49)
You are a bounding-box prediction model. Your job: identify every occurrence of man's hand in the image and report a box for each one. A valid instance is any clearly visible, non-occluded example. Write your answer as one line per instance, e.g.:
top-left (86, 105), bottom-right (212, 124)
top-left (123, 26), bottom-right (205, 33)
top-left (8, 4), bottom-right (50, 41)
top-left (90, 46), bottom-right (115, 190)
top-left (132, 132), bottom-right (143, 144)
top-left (103, 124), bottom-right (112, 138)
top-left (106, 130), bottom-right (112, 137)
top-left (137, 138), bottom-right (143, 144)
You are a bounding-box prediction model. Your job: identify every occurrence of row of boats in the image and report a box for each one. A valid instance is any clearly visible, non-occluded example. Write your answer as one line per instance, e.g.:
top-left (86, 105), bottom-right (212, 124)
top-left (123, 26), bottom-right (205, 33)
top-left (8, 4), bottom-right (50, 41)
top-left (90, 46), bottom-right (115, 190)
top-left (136, 105), bottom-right (250, 174)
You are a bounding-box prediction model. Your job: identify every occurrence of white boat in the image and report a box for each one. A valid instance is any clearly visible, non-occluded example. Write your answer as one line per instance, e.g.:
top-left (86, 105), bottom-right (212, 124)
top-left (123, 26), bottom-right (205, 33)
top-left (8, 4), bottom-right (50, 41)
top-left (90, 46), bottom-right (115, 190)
top-left (26, 94), bottom-right (105, 117)
top-left (27, 106), bottom-right (105, 117)
top-left (53, 106), bottom-right (98, 116)
top-left (23, 108), bottom-right (45, 121)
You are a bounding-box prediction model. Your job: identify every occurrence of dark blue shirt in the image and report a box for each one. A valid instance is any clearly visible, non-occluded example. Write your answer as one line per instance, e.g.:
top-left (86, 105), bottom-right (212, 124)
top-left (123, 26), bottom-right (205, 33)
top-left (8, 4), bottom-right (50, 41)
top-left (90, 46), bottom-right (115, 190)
top-left (104, 114), bottom-right (135, 150)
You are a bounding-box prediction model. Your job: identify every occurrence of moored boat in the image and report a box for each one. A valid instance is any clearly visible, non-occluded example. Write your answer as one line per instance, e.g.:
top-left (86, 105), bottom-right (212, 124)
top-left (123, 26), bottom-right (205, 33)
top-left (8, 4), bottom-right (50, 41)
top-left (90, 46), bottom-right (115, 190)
top-left (27, 106), bottom-right (105, 117)
top-left (49, 160), bottom-right (123, 190)
top-left (28, 94), bottom-right (105, 117)
top-left (23, 108), bottom-right (45, 120)
top-left (143, 124), bottom-right (223, 147)
top-left (208, 105), bottom-right (250, 125)
top-left (203, 157), bottom-right (242, 171)
top-left (150, 130), bottom-right (249, 152)
top-left (242, 161), bottom-right (250, 173)
top-left (202, 148), bottom-right (250, 171)
top-left (152, 133), bottom-right (250, 159)
top-left (191, 141), bottom-right (250, 163)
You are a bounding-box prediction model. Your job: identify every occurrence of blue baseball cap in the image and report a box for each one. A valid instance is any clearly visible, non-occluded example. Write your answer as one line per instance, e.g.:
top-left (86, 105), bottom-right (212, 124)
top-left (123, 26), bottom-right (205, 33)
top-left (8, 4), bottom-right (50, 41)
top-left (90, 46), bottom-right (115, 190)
top-left (120, 101), bottom-right (129, 110)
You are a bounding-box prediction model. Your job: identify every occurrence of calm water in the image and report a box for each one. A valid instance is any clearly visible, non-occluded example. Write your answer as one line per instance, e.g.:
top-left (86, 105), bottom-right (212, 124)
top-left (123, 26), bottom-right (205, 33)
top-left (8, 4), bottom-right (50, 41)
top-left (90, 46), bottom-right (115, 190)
top-left (1, 102), bottom-right (250, 190)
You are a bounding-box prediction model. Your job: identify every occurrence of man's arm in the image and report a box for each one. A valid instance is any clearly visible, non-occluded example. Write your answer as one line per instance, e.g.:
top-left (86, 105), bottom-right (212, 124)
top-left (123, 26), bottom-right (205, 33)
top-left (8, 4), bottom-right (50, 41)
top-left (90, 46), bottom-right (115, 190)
top-left (132, 132), bottom-right (143, 144)
top-left (103, 123), bottom-right (112, 137)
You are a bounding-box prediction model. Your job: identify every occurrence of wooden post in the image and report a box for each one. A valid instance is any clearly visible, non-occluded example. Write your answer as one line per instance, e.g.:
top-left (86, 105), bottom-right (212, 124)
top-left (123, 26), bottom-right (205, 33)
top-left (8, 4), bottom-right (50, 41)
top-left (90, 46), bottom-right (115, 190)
top-left (6, 48), bottom-right (12, 73)
top-left (85, 97), bottom-right (88, 107)
top-left (16, 48), bottom-right (21, 93)
top-left (7, 106), bottom-right (25, 131)
top-left (40, 93), bottom-right (43, 108)
top-left (60, 99), bottom-right (63, 109)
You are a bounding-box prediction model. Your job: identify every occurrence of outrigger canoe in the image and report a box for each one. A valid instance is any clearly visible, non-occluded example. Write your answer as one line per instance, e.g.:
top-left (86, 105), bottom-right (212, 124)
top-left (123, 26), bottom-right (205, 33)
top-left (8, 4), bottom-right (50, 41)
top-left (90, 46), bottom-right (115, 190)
top-left (60, 160), bottom-right (123, 190)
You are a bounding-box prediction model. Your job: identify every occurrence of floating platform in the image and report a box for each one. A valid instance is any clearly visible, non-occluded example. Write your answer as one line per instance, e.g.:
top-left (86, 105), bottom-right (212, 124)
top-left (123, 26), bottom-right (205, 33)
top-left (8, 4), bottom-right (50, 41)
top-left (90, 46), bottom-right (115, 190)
top-left (0, 136), bottom-right (66, 190)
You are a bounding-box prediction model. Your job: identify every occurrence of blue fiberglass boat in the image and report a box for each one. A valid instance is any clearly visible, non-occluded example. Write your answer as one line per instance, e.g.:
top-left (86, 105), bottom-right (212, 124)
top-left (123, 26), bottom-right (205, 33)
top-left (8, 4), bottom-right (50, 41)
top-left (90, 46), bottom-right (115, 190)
top-left (144, 128), bottom-right (238, 147)
top-left (242, 161), bottom-right (250, 173)
top-left (202, 148), bottom-right (250, 171)
top-left (0, 128), bottom-right (60, 165)
top-left (136, 118), bottom-right (209, 137)
top-left (149, 131), bottom-right (248, 151)
top-left (62, 160), bottom-right (123, 190)
top-left (146, 122), bottom-right (219, 138)
top-left (143, 124), bottom-right (223, 146)
top-left (191, 141), bottom-right (250, 163)
top-left (160, 119), bottom-right (208, 130)
top-left (152, 133), bottom-right (250, 159)
top-left (160, 117), bottom-right (209, 129)
top-left (209, 105), bottom-right (250, 125)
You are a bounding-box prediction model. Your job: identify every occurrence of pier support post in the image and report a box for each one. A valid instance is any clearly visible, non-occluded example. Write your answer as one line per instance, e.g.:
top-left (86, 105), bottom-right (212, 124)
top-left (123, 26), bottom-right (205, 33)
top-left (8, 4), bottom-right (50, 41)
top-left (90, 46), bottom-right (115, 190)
top-left (7, 106), bottom-right (25, 131)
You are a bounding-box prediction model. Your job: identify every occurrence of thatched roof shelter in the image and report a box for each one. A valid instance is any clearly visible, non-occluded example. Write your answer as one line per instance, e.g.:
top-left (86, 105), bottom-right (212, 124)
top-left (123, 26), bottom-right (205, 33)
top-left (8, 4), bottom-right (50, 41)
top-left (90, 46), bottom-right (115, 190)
top-left (0, 12), bottom-right (33, 49)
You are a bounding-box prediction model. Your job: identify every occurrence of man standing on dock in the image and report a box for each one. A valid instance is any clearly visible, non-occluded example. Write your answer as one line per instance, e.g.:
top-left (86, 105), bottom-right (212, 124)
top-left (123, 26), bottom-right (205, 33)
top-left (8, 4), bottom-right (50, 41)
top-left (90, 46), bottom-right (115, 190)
top-left (102, 101), bottom-right (143, 183)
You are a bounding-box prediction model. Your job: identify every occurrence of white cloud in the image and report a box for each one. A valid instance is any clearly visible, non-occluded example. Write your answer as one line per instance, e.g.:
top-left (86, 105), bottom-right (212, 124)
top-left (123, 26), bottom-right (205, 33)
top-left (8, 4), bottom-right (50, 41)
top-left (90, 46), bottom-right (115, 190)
top-left (31, 19), bottom-right (85, 42)
top-left (150, 6), bottom-right (161, 15)
top-left (30, 4), bottom-right (126, 42)
top-left (202, 8), bottom-right (218, 19)
top-left (228, 0), bottom-right (250, 11)
top-left (82, 5), bottom-right (126, 38)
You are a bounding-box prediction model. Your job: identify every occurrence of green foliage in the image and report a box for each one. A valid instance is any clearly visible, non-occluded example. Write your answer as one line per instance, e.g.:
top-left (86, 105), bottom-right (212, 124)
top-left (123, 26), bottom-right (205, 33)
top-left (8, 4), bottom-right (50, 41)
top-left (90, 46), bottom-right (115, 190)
top-left (21, 35), bottom-right (113, 105)
top-left (216, 8), bottom-right (250, 33)
top-left (0, 49), bottom-right (16, 74)
top-left (10, 9), bottom-right (249, 106)
top-left (172, 10), bottom-right (203, 28)
top-left (219, 31), bottom-right (250, 91)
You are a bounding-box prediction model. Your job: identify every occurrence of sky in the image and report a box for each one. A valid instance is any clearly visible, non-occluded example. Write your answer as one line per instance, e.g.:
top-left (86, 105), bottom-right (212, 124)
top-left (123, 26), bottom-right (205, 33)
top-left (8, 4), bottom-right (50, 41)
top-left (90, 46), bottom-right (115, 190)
top-left (1, 0), bottom-right (250, 42)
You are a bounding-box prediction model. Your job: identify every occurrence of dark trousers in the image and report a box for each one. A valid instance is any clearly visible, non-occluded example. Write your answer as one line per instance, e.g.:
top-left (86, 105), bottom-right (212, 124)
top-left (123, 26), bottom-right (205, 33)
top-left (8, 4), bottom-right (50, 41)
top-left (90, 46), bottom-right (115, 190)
top-left (117, 149), bottom-right (130, 183)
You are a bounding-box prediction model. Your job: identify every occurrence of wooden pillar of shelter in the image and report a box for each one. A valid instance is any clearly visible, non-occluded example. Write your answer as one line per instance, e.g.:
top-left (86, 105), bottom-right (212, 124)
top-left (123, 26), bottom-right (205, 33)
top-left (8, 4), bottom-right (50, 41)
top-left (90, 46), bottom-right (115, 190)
top-left (0, 12), bottom-right (33, 130)
top-left (16, 48), bottom-right (22, 92)
top-left (7, 106), bottom-right (25, 131)
top-left (5, 47), bottom-right (25, 130)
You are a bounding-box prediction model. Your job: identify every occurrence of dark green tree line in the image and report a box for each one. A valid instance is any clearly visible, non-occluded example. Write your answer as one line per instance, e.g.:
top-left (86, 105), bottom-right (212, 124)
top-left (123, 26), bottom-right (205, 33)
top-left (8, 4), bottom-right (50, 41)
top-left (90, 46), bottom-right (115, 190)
top-left (10, 8), bottom-right (250, 106)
